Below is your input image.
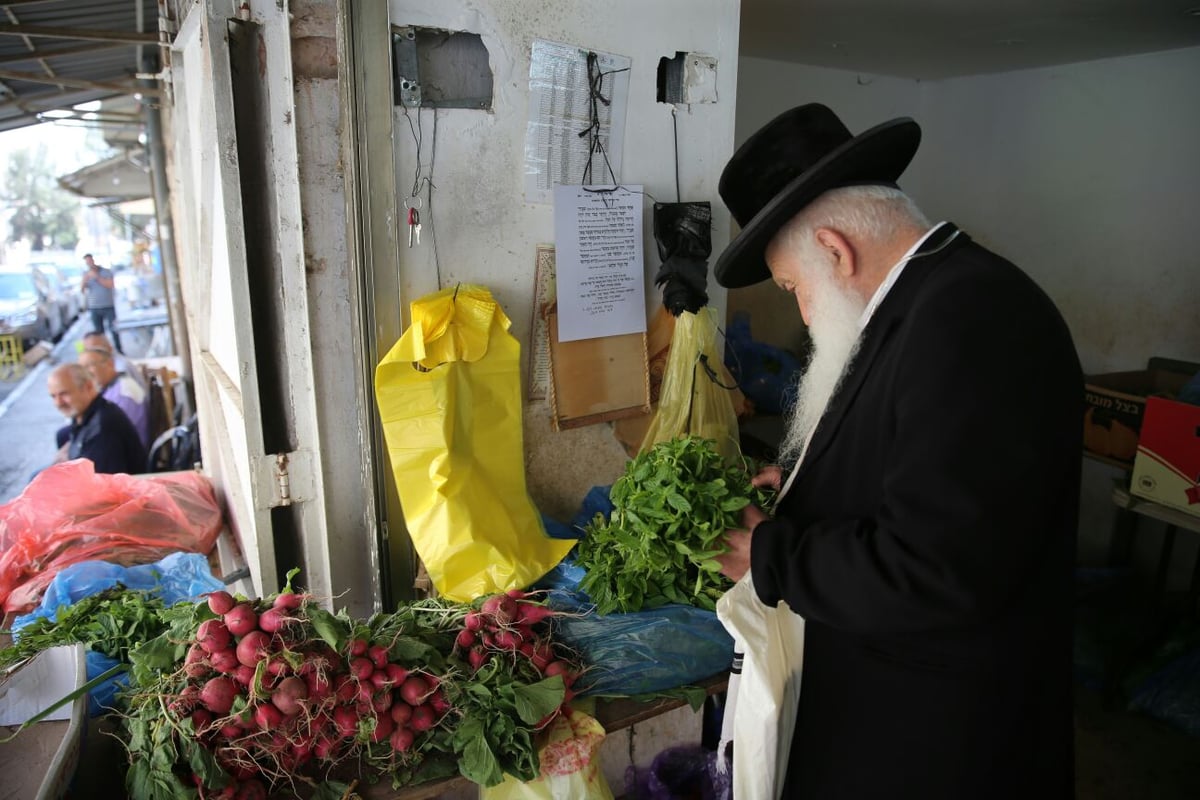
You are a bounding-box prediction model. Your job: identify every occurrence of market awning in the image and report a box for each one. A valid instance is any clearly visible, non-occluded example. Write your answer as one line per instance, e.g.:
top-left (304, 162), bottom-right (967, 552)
top-left (56, 146), bottom-right (151, 203)
top-left (0, 0), bottom-right (160, 134)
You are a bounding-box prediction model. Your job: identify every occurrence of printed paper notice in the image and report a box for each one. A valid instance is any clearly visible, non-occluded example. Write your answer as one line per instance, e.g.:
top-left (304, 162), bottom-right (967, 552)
top-left (553, 184), bottom-right (645, 342)
top-left (524, 40), bottom-right (630, 205)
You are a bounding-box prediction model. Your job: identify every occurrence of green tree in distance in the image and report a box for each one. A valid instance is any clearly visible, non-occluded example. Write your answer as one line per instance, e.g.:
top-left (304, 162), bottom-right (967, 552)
top-left (2, 143), bottom-right (81, 251)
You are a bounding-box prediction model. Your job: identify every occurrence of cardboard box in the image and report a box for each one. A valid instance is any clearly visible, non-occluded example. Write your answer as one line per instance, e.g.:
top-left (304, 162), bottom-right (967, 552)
top-left (1130, 396), bottom-right (1200, 517)
top-left (1083, 366), bottom-right (1193, 467)
top-left (0, 644), bottom-right (87, 800)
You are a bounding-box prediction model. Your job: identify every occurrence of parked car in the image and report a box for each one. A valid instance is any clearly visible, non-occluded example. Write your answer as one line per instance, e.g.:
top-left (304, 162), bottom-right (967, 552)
top-left (29, 261), bottom-right (82, 324)
top-left (0, 267), bottom-right (64, 347)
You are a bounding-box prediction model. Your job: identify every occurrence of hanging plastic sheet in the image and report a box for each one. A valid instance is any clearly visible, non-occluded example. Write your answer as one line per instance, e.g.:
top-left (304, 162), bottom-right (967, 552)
top-left (638, 307), bottom-right (740, 464)
top-left (375, 285), bottom-right (574, 601)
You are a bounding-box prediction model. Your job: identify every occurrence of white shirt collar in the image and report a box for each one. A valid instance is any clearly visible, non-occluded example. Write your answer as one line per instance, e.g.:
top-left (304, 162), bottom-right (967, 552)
top-left (857, 221), bottom-right (949, 331)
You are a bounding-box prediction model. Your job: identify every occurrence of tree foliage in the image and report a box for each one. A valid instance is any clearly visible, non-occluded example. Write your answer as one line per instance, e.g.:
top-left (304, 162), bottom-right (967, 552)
top-left (2, 143), bottom-right (81, 251)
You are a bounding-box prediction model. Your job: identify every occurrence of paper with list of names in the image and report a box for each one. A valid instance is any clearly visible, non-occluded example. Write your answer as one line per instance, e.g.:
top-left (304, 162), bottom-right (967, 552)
top-left (524, 40), bottom-right (630, 205)
top-left (553, 184), bottom-right (645, 343)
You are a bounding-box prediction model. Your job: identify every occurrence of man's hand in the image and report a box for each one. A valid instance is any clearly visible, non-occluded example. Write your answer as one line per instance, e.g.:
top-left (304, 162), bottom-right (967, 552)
top-left (752, 465), bottom-right (784, 492)
top-left (717, 502), bottom-right (770, 582)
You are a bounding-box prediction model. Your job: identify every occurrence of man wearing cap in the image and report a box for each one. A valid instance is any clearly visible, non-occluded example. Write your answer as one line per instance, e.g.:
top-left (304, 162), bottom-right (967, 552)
top-left (715, 105), bottom-right (1080, 799)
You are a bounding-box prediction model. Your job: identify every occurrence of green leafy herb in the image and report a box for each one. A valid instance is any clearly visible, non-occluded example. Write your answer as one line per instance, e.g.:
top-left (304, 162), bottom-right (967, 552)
top-left (0, 586), bottom-right (175, 669)
top-left (577, 436), bottom-right (772, 614)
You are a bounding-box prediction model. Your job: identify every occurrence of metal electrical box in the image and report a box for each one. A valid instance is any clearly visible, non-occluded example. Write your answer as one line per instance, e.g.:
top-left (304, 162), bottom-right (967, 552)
top-left (392, 26), bottom-right (493, 110)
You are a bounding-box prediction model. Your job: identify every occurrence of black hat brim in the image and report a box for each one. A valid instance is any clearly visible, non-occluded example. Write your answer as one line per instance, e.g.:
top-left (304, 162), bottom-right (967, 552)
top-left (714, 117), bottom-right (922, 289)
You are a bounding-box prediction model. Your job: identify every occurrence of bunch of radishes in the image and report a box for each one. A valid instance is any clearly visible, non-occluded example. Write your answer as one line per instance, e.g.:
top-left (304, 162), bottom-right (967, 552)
top-left (457, 590), bottom-right (584, 719)
top-left (173, 589), bottom-right (450, 796)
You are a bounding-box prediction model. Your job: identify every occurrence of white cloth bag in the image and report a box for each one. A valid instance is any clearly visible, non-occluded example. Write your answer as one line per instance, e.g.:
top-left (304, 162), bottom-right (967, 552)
top-left (715, 574), bottom-right (806, 800)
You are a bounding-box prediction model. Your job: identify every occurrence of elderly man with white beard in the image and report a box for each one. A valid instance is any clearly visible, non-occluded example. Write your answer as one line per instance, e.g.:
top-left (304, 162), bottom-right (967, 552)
top-left (713, 105), bottom-right (1082, 800)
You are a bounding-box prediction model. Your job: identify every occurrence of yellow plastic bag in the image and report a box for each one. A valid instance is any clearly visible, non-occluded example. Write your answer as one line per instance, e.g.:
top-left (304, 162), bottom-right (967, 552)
top-left (640, 306), bottom-right (741, 463)
top-left (482, 708), bottom-right (614, 800)
top-left (375, 285), bottom-right (574, 601)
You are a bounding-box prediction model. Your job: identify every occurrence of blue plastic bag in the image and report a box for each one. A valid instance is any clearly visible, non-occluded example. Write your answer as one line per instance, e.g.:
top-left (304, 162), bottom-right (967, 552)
top-left (722, 311), bottom-right (801, 416)
top-left (12, 552), bottom-right (224, 715)
top-left (537, 486), bottom-right (733, 696)
top-left (548, 588), bottom-right (732, 696)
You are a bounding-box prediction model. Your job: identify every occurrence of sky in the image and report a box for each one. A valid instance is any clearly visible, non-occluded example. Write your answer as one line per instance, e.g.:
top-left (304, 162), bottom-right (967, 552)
top-left (0, 119), bottom-right (98, 177)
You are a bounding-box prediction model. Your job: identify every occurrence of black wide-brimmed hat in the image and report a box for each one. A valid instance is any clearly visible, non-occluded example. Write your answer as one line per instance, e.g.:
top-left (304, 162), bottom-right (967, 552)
top-left (714, 104), bottom-right (921, 288)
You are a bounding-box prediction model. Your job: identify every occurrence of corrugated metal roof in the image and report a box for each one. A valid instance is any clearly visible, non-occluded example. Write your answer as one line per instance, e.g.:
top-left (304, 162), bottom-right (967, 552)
top-left (0, 0), bottom-right (162, 133)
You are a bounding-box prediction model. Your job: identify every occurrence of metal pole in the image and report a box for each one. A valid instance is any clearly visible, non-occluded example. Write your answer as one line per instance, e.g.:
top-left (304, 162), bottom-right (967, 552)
top-left (140, 51), bottom-right (191, 381)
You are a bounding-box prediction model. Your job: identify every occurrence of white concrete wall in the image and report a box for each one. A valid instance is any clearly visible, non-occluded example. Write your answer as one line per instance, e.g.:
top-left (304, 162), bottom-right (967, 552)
top-left (732, 47), bottom-right (1200, 580)
top-left (388, 0), bottom-right (742, 519)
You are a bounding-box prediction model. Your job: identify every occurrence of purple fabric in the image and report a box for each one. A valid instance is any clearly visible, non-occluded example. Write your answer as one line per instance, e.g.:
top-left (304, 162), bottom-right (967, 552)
top-left (103, 374), bottom-right (150, 448)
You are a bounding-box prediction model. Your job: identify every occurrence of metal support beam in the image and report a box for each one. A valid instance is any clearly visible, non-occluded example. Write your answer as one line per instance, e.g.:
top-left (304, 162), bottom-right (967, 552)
top-left (141, 51), bottom-right (190, 383)
top-left (0, 23), bottom-right (157, 44)
top-left (0, 66), bottom-right (159, 95)
top-left (0, 39), bottom-right (125, 65)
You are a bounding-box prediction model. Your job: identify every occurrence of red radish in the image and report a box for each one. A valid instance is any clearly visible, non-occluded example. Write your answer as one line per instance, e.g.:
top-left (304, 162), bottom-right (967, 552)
top-left (253, 703), bottom-right (284, 730)
top-left (207, 590), bottom-right (236, 615)
top-left (333, 675), bottom-right (357, 703)
top-left (236, 631), bottom-right (271, 667)
top-left (562, 688), bottom-right (576, 706)
top-left (333, 706), bottom-right (358, 738)
top-left (273, 591), bottom-right (305, 610)
top-left (464, 612), bottom-right (485, 632)
top-left (399, 675), bottom-right (430, 706)
top-left (197, 620), bottom-right (232, 654)
top-left (191, 708), bottom-right (214, 731)
top-left (313, 735), bottom-right (336, 760)
top-left (390, 702), bottom-right (413, 725)
top-left (519, 642), bottom-right (535, 659)
top-left (305, 670), bottom-right (332, 701)
top-left (370, 690), bottom-right (393, 714)
top-left (428, 689), bottom-right (450, 717)
top-left (506, 588), bottom-right (527, 600)
top-left (494, 630), bottom-right (521, 651)
top-left (200, 676), bottom-right (238, 715)
top-left (543, 660), bottom-right (575, 686)
top-left (271, 676), bottom-right (308, 716)
top-left (455, 629), bottom-right (476, 649)
top-left (184, 660), bottom-right (211, 679)
top-left (349, 657), bottom-right (374, 681)
top-left (409, 704), bottom-right (435, 732)
top-left (481, 594), bottom-right (518, 625)
top-left (186, 644), bottom-right (208, 665)
top-left (371, 670), bottom-right (392, 690)
top-left (367, 644), bottom-right (389, 669)
top-left (514, 603), bottom-right (555, 626)
top-left (356, 682), bottom-right (374, 706)
top-left (348, 638), bottom-right (368, 657)
top-left (257, 608), bottom-right (287, 634)
top-left (385, 663), bottom-right (409, 685)
top-left (211, 648), bottom-right (240, 674)
top-left (265, 658), bottom-right (290, 678)
top-left (224, 604), bottom-right (259, 637)
top-left (370, 713), bottom-right (395, 743)
top-left (232, 663), bottom-right (255, 687)
top-left (468, 646), bottom-right (489, 672)
top-left (390, 727), bottom-right (415, 752)
top-left (220, 723), bottom-right (242, 739)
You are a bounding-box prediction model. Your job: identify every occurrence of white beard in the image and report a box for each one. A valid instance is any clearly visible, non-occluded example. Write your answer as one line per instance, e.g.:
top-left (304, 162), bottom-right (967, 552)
top-left (778, 258), bottom-right (867, 465)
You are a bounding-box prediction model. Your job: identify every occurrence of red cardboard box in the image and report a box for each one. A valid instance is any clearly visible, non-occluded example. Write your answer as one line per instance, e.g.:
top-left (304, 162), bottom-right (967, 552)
top-left (1130, 396), bottom-right (1200, 517)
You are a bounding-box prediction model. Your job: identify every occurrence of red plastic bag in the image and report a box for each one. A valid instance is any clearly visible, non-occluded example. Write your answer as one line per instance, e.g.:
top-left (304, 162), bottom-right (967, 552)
top-left (0, 460), bottom-right (224, 613)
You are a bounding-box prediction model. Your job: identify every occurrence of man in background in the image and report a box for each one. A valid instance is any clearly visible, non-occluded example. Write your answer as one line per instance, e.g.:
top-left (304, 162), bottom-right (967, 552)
top-left (79, 346), bottom-right (150, 448)
top-left (80, 253), bottom-right (123, 354)
top-left (46, 363), bottom-right (145, 474)
top-left (81, 331), bottom-right (144, 388)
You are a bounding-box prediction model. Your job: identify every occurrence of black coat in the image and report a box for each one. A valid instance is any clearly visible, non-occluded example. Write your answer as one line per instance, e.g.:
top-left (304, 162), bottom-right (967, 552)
top-left (68, 394), bottom-right (147, 475)
top-left (750, 224), bottom-right (1081, 799)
